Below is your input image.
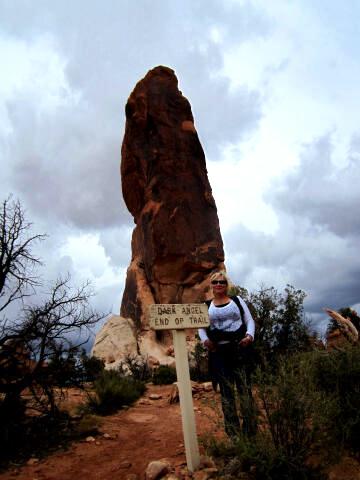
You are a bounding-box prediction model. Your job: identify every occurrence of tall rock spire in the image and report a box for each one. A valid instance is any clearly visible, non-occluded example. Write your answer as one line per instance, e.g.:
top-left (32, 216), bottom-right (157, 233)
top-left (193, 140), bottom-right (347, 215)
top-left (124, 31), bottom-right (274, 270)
top-left (120, 66), bottom-right (224, 356)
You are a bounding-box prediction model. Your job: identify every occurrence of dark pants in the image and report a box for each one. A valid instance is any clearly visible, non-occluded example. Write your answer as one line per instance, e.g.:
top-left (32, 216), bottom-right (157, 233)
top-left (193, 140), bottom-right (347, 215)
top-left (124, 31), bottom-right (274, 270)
top-left (209, 343), bottom-right (257, 437)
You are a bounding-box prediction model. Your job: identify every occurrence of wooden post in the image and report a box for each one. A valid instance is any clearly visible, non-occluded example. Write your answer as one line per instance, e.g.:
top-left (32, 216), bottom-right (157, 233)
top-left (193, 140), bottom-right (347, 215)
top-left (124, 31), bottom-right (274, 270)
top-left (172, 329), bottom-right (200, 472)
top-left (148, 303), bottom-right (209, 472)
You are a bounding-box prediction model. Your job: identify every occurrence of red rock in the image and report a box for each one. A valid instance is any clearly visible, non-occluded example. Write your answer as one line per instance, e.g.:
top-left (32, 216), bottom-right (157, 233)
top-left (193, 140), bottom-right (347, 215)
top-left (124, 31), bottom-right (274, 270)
top-left (120, 66), bottom-right (224, 355)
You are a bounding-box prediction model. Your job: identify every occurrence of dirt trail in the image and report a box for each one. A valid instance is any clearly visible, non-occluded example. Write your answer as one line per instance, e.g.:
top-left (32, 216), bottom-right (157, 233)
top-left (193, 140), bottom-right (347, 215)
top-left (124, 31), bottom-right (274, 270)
top-left (0, 384), bottom-right (223, 480)
top-left (1, 384), bottom-right (359, 480)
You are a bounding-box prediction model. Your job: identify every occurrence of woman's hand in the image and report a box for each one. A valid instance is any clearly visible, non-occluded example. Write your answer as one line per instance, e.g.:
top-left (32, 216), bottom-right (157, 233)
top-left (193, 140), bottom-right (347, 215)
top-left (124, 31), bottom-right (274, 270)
top-left (204, 339), bottom-right (216, 352)
top-left (239, 334), bottom-right (253, 347)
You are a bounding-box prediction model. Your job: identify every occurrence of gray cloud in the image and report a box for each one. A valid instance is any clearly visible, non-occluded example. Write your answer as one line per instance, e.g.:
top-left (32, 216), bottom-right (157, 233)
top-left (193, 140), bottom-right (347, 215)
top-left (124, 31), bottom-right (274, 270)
top-left (222, 133), bottom-right (360, 331)
top-left (269, 133), bottom-right (360, 236)
top-left (1, 1), bottom-right (267, 233)
top-left (5, 96), bottom-right (128, 229)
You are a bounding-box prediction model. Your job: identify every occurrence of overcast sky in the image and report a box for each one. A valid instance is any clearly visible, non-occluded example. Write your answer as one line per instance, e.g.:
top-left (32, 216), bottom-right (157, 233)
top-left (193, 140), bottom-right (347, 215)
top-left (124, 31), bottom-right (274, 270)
top-left (1, 0), bottom-right (359, 337)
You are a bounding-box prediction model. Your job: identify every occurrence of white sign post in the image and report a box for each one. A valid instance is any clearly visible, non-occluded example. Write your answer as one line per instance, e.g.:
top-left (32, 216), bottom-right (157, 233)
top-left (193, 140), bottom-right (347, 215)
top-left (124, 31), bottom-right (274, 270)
top-left (149, 304), bottom-right (209, 472)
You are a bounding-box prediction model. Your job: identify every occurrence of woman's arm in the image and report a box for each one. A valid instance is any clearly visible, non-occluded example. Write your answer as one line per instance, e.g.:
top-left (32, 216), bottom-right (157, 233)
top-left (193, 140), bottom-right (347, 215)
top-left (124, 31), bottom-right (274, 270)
top-left (198, 328), bottom-right (209, 342)
top-left (198, 328), bottom-right (216, 351)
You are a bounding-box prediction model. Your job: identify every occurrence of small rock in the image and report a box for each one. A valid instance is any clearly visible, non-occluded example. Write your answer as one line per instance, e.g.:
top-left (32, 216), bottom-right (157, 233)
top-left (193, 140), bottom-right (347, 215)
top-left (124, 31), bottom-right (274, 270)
top-left (26, 458), bottom-right (39, 466)
top-left (95, 441), bottom-right (101, 446)
top-left (168, 384), bottom-right (179, 404)
top-left (85, 436), bottom-right (96, 443)
top-left (119, 461), bottom-right (132, 469)
top-left (103, 433), bottom-right (112, 439)
top-left (199, 456), bottom-right (216, 469)
top-left (71, 414), bottom-right (82, 420)
top-left (193, 468), bottom-right (218, 480)
top-left (125, 475), bottom-right (139, 480)
top-left (202, 382), bottom-right (213, 392)
top-left (179, 467), bottom-right (191, 478)
top-left (149, 394), bottom-right (162, 400)
top-left (145, 460), bottom-right (171, 480)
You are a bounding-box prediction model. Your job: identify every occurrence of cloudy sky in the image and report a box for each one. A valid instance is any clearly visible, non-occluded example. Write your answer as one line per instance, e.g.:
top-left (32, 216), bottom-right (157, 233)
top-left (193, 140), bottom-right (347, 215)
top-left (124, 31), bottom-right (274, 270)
top-left (1, 0), bottom-right (359, 337)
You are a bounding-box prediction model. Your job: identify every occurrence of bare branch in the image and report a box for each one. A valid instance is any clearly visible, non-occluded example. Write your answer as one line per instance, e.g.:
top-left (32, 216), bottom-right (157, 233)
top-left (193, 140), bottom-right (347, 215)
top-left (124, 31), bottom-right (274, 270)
top-left (0, 196), bottom-right (46, 312)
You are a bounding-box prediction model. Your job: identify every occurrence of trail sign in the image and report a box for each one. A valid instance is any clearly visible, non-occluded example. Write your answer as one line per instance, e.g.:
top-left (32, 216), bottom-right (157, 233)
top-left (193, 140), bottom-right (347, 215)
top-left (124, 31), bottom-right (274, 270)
top-left (149, 303), bottom-right (209, 330)
top-left (149, 303), bottom-right (209, 472)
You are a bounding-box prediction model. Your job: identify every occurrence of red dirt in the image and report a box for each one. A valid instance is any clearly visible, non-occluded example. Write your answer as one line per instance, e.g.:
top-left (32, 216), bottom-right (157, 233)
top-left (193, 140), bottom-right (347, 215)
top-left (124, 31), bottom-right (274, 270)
top-left (0, 384), bottom-right (223, 480)
top-left (0, 384), bottom-right (358, 480)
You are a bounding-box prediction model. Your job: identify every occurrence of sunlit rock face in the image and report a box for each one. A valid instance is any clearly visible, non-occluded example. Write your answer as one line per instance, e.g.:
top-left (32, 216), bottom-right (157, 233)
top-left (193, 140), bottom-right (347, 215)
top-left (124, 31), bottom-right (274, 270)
top-left (120, 65), bottom-right (224, 354)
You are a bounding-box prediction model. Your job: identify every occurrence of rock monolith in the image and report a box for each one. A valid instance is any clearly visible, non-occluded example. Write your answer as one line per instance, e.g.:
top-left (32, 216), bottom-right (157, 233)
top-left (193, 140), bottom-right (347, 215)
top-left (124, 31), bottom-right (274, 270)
top-left (120, 66), bottom-right (224, 360)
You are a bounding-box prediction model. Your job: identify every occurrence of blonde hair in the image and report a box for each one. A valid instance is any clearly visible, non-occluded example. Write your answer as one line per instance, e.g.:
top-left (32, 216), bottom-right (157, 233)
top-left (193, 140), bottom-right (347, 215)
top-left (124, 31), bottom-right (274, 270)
top-left (210, 270), bottom-right (233, 294)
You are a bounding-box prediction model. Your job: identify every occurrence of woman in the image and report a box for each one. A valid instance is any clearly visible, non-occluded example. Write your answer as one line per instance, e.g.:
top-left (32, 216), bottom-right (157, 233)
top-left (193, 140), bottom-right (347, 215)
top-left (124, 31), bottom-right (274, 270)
top-left (199, 270), bottom-right (256, 437)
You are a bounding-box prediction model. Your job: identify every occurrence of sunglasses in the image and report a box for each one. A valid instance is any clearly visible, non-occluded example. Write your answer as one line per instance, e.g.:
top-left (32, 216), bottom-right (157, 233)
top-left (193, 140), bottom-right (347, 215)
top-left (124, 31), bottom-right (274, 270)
top-left (211, 280), bottom-right (227, 285)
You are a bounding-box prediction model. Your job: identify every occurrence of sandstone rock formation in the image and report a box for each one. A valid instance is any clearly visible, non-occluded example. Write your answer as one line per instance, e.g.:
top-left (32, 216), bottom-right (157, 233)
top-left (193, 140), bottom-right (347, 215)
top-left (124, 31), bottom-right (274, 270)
top-left (324, 308), bottom-right (359, 346)
top-left (120, 66), bottom-right (224, 359)
top-left (91, 315), bottom-right (138, 369)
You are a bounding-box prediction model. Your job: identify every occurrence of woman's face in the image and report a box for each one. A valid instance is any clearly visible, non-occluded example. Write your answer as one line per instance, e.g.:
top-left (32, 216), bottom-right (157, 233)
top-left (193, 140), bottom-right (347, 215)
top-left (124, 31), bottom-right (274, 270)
top-left (211, 275), bottom-right (228, 295)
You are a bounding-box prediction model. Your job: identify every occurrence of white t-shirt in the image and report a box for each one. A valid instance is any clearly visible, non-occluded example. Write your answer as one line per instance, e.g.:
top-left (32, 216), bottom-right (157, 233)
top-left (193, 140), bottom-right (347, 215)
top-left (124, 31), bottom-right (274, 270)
top-left (198, 296), bottom-right (255, 343)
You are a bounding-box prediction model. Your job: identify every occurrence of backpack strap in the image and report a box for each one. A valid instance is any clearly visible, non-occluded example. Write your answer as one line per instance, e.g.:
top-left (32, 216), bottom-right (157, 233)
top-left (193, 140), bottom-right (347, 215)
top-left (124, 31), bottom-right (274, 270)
top-left (230, 295), bottom-right (245, 323)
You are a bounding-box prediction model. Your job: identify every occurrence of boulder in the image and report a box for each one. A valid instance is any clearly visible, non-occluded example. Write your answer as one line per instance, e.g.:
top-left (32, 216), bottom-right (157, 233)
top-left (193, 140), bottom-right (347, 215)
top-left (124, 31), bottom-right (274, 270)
top-left (120, 65), bottom-right (224, 351)
top-left (91, 315), bottom-right (138, 368)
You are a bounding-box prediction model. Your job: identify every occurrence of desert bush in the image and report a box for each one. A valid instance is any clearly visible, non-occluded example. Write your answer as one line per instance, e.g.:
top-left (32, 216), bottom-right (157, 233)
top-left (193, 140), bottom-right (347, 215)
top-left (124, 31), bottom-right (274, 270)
top-left (189, 339), bottom-right (211, 382)
top-left (231, 284), bottom-right (312, 369)
top-left (204, 354), bottom-right (332, 479)
top-left (152, 364), bottom-right (177, 385)
top-left (80, 351), bottom-right (105, 382)
top-left (206, 434), bottom-right (327, 480)
top-left (0, 410), bottom-right (81, 469)
top-left (256, 356), bottom-right (329, 460)
top-left (118, 353), bottom-right (152, 382)
top-left (88, 370), bottom-right (146, 414)
top-left (74, 414), bottom-right (102, 436)
top-left (312, 345), bottom-right (360, 454)
top-left (46, 349), bottom-right (82, 387)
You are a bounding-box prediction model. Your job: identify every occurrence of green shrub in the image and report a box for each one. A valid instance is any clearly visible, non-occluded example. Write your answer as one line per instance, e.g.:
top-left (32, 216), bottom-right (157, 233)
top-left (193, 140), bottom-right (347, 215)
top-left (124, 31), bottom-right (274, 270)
top-left (0, 411), bottom-right (75, 469)
top-left (80, 352), bottom-right (105, 382)
top-left (206, 434), bottom-right (327, 480)
top-left (88, 370), bottom-right (146, 415)
top-left (256, 357), bottom-right (327, 460)
top-left (189, 340), bottom-right (211, 382)
top-left (204, 354), bottom-right (331, 479)
top-left (152, 365), bottom-right (177, 385)
top-left (118, 353), bottom-right (152, 382)
top-left (74, 414), bottom-right (102, 436)
top-left (312, 345), bottom-right (360, 454)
